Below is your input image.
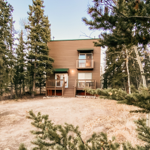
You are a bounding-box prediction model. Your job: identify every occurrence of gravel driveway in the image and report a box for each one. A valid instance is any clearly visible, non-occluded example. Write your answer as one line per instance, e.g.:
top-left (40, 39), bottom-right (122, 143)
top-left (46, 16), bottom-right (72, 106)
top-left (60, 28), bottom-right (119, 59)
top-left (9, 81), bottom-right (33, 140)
top-left (0, 97), bottom-right (146, 150)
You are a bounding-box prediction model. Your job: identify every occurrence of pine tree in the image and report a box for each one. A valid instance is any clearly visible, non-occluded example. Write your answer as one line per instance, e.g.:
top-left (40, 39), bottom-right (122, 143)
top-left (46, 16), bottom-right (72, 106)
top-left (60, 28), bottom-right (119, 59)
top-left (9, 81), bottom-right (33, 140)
top-left (83, 0), bottom-right (150, 91)
top-left (25, 0), bottom-right (54, 97)
top-left (7, 17), bottom-right (16, 98)
top-left (19, 110), bottom-right (121, 150)
top-left (14, 30), bottom-right (26, 97)
top-left (142, 49), bottom-right (150, 87)
top-left (103, 44), bottom-right (142, 92)
top-left (0, 0), bottom-right (13, 100)
top-left (18, 110), bottom-right (150, 150)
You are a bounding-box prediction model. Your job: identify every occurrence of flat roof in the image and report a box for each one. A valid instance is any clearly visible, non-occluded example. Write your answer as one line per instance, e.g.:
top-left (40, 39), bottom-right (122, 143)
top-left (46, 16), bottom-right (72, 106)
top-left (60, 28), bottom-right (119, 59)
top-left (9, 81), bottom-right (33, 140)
top-left (49, 38), bottom-right (99, 42)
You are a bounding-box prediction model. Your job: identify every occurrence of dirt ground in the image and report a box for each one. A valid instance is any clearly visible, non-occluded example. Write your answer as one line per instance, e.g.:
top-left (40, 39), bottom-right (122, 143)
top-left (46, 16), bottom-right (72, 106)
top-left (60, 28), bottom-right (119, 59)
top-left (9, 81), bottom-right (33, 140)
top-left (0, 97), bottom-right (147, 150)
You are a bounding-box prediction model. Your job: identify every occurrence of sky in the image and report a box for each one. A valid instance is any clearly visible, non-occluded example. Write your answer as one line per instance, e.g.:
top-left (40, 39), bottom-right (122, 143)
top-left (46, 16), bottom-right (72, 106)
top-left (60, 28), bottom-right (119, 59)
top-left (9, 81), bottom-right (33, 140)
top-left (9, 0), bottom-right (106, 72)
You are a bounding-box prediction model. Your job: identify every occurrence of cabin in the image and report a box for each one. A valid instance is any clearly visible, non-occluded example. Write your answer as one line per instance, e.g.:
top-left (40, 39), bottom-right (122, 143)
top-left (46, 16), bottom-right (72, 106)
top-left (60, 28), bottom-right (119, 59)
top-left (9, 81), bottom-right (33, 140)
top-left (46, 39), bottom-right (101, 97)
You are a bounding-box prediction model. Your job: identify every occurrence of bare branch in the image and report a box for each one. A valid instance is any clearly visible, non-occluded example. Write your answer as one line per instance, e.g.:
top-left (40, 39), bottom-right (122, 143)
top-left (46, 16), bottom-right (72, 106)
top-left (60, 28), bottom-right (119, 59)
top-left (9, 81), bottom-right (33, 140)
top-left (79, 31), bottom-right (95, 39)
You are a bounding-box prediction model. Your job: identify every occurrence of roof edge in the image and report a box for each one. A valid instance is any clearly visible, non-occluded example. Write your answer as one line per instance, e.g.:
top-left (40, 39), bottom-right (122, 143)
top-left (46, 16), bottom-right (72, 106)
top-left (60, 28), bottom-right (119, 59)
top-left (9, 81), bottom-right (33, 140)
top-left (49, 38), bottom-right (99, 42)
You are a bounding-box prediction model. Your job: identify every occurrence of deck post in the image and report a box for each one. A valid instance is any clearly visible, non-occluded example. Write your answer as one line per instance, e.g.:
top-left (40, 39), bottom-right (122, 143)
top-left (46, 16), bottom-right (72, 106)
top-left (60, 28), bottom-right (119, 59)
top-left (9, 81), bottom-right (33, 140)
top-left (74, 79), bottom-right (76, 97)
top-left (45, 80), bottom-right (47, 96)
top-left (62, 80), bottom-right (63, 97)
top-left (62, 79), bottom-right (64, 96)
top-left (55, 80), bottom-right (56, 96)
top-left (85, 80), bottom-right (86, 98)
top-left (62, 87), bottom-right (63, 96)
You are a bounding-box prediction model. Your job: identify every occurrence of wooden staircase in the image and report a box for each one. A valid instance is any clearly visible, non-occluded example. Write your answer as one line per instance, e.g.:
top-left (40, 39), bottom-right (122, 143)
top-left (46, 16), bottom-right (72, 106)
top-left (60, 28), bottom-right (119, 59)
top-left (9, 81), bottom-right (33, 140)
top-left (63, 88), bottom-right (75, 97)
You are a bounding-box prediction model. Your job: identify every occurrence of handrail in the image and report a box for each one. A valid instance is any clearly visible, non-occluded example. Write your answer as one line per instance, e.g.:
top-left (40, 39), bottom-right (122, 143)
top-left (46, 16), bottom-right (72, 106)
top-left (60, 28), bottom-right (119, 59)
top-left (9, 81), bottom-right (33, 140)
top-left (76, 79), bottom-right (95, 81)
top-left (46, 79), bottom-right (64, 88)
top-left (47, 79), bottom-right (64, 81)
top-left (76, 79), bottom-right (96, 89)
top-left (76, 59), bottom-right (94, 68)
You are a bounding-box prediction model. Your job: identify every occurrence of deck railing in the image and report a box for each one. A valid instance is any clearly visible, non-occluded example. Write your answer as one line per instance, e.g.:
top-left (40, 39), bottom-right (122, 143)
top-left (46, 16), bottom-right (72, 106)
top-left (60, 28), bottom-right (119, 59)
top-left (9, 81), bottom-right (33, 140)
top-left (46, 79), bottom-right (64, 88)
top-left (76, 59), bottom-right (94, 69)
top-left (46, 79), bottom-right (65, 96)
top-left (76, 79), bottom-right (96, 89)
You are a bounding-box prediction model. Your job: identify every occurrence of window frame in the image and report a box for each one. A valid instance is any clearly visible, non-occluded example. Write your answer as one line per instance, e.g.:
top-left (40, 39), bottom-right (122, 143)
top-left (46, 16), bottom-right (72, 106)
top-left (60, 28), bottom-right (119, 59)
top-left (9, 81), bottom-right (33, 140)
top-left (78, 53), bottom-right (93, 59)
top-left (78, 73), bottom-right (92, 80)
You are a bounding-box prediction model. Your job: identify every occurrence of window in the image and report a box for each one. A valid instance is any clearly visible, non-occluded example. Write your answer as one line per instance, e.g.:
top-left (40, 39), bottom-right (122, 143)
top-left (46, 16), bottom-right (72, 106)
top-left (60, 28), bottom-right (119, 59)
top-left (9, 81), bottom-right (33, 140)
top-left (78, 73), bottom-right (92, 79)
top-left (79, 53), bottom-right (93, 59)
top-left (78, 73), bottom-right (92, 88)
top-left (77, 73), bottom-right (94, 88)
top-left (78, 53), bottom-right (93, 68)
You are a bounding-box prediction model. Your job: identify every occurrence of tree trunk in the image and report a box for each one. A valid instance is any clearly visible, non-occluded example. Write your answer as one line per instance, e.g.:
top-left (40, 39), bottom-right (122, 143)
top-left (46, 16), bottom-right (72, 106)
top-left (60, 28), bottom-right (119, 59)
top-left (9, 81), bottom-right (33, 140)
top-left (133, 46), bottom-right (147, 87)
top-left (15, 84), bottom-right (17, 96)
top-left (20, 84), bottom-right (21, 97)
top-left (133, 46), bottom-right (150, 126)
top-left (0, 88), bottom-right (2, 101)
top-left (32, 73), bottom-right (35, 98)
top-left (124, 79), bottom-right (126, 92)
top-left (0, 95), bottom-right (1, 101)
top-left (32, 56), bottom-right (37, 98)
top-left (125, 49), bottom-right (131, 94)
top-left (23, 79), bottom-right (25, 94)
top-left (10, 82), bottom-right (13, 99)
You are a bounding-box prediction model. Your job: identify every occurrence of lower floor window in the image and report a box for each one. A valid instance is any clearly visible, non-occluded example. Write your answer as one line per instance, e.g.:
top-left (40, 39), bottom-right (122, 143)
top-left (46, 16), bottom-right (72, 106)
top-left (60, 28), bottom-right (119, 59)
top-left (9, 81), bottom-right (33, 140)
top-left (78, 73), bottom-right (92, 80)
top-left (78, 73), bottom-right (92, 88)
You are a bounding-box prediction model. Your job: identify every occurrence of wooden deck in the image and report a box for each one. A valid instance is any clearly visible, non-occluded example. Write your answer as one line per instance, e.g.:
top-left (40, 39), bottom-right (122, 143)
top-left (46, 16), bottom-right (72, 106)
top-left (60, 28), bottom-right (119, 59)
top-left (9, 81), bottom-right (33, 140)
top-left (46, 79), bottom-right (96, 97)
top-left (46, 79), bottom-right (65, 96)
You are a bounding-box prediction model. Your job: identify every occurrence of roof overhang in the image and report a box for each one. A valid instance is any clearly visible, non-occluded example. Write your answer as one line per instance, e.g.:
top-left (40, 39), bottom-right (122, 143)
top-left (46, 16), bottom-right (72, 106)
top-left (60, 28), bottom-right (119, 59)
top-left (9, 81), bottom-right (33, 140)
top-left (54, 68), bottom-right (69, 73)
top-left (77, 49), bottom-right (94, 53)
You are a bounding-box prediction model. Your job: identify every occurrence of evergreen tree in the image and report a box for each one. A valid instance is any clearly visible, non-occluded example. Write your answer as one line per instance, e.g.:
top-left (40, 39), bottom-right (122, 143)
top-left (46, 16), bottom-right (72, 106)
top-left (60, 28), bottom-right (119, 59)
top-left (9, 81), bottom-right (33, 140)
top-left (25, 0), bottom-right (54, 97)
top-left (103, 45), bottom-right (142, 92)
top-left (14, 30), bottom-right (26, 97)
top-left (7, 17), bottom-right (16, 98)
top-left (19, 110), bottom-right (121, 150)
top-left (83, 0), bottom-right (150, 91)
top-left (18, 110), bottom-right (150, 150)
top-left (142, 49), bottom-right (150, 87)
top-left (0, 0), bottom-right (13, 100)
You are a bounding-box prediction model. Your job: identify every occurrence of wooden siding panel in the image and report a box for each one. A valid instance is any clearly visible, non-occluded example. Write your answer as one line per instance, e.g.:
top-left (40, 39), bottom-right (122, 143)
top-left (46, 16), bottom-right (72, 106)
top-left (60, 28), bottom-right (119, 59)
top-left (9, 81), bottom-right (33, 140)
top-left (48, 39), bottom-right (101, 89)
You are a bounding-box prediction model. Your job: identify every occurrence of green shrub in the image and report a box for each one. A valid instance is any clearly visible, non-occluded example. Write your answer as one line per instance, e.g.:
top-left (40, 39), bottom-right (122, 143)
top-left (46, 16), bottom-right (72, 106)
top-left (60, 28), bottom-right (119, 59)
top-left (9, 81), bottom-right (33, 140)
top-left (18, 111), bottom-right (148, 150)
top-left (19, 110), bottom-right (121, 150)
top-left (118, 86), bottom-right (150, 113)
top-left (85, 88), bottom-right (127, 100)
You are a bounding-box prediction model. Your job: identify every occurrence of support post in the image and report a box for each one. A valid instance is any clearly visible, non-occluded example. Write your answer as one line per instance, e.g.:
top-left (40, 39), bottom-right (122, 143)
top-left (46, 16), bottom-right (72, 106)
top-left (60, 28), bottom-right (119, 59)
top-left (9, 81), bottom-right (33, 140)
top-left (55, 80), bottom-right (56, 96)
top-left (45, 80), bottom-right (47, 97)
top-left (85, 80), bottom-right (86, 98)
top-left (74, 79), bottom-right (76, 97)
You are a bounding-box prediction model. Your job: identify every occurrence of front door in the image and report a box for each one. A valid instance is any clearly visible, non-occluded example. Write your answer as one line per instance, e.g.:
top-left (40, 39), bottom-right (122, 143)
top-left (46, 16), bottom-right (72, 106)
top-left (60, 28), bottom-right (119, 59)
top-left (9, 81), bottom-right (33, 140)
top-left (55, 73), bottom-right (68, 88)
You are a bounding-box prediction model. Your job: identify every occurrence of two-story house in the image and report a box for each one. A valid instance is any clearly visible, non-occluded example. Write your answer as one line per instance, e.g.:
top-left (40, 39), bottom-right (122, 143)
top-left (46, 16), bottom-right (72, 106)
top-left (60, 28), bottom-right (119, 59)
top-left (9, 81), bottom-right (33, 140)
top-left (46, 39), bottom-right (101, 97)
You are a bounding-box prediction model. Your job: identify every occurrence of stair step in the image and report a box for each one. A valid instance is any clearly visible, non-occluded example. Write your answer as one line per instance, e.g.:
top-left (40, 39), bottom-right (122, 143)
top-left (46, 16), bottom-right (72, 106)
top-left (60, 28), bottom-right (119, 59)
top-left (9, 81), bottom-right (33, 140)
top-left (63, 89), bottom-right (74, 97)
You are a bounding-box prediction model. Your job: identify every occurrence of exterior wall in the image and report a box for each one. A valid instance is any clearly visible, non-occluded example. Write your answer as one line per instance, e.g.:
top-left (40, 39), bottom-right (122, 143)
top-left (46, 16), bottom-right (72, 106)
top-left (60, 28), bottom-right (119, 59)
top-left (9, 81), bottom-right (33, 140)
top-left (47, 39), bottom-right (101, 89)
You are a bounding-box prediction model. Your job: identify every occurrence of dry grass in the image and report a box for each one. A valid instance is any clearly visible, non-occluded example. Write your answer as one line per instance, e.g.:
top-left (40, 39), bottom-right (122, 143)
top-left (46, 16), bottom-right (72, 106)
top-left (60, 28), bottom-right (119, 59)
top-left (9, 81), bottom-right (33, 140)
top-left (83, 99), bottom-right (146, 147)
top-left (0, 97), bottom-right (147, 149)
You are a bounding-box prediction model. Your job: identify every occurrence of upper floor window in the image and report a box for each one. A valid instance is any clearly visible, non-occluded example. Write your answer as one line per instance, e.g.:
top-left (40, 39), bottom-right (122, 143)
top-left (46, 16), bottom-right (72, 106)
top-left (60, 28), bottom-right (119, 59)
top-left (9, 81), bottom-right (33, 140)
top-left (78, 53), bottom-right (93, 68)
top-left (79, 53), bottom-right (93, 60)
